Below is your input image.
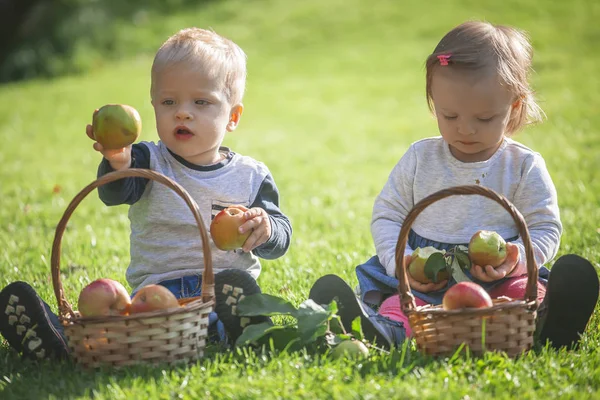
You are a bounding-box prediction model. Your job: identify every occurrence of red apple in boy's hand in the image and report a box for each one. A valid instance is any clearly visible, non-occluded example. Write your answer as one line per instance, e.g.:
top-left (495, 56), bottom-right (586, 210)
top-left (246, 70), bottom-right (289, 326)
top-left (442, 282), bottom-right (493, 310)
top-left (78, 278), bottom-right (131, 317)
top-left (129, 284), bottom-right (180, 314)
top-left (210, 205), bottom-right (251, 251)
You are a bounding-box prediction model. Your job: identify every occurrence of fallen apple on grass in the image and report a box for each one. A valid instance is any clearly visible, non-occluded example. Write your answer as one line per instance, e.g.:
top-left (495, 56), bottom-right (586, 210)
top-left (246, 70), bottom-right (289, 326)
top-left (408, 246), bottom-right (449, 284)
top-left (129, 284), bottom-right (180, 314)
top-left (468, 230), bottom-right (507, 268)
top-left (331, 339), bottom-right (369, 359)
top-left (78, 278), bottom-right (131, 318)
top-left (210, 205), bottom-right (251, 251)
top-left (442, 282), bottom-right (493, 310)
top-left (88, 104), bottom-right (142, 149)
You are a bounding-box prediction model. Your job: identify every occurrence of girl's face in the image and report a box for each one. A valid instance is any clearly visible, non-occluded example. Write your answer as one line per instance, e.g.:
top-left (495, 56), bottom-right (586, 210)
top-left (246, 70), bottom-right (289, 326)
top-left (431, 68), bottom-right (517, 162)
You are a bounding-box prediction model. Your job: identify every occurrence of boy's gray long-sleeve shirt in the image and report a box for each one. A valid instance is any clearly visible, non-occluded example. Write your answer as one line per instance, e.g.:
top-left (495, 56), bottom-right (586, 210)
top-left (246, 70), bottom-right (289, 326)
top-left (98, 141), bottom-right (292, 291)
top-left (372, 137), bottom-right (562, 277)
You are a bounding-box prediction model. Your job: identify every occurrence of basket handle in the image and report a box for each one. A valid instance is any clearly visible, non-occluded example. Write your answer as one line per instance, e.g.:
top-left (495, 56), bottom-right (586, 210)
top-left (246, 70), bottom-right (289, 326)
top-left (51, 169), bottom-right (214, 320)
top-left (395, 185), bottom-right (538, 313)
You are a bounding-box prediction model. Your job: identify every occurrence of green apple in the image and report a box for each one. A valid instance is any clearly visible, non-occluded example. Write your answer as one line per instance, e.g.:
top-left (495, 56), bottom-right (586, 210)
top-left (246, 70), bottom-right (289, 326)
top-left (331, 340), bottom-right (369, 359)
top-left (468, 230), bottom-right (507, 268)
top-left (408, 246), bottom-right (448, 284)
top-left (91, 104), bottom-right (142, 149)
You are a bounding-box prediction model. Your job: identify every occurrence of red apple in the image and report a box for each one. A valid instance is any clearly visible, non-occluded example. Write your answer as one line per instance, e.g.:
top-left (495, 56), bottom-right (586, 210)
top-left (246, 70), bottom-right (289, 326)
top-left (442, 282), bottom-right (493, 310)
top-left (210, 205), bottom-right (251, 251)
top-left (129, 285), bottom-right (180, 314)
top-left (78, 278), bottom-right (131, 317)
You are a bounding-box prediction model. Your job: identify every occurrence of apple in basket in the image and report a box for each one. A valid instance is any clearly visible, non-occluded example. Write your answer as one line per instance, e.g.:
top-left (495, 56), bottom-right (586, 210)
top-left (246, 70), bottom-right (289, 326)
top-left (468, 230), bottom-right (507, 268)
top-left (88, 104), bottom-right (142, 149)
top-left (442, 282), bottom-right (493, 310)
top-left (78, 278), bottom-right (131, 317)
top-left (129, 285), bottom-right (180, 314)
top-left (210, 205), bottom-right (251, 251)
top-left (408, 246), bottom-right (449, 284)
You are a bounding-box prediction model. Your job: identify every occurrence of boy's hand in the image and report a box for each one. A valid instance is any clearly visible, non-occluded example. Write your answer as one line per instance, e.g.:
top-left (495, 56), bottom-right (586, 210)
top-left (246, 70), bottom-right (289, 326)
top-left (239, 207), bottom-right (271, 252)
top-left (403, 255), bottom-right (449, 293)
top-left (470, 242), bottom-right (523, 282)
top-left (86, 110), bottom-right (132, 171)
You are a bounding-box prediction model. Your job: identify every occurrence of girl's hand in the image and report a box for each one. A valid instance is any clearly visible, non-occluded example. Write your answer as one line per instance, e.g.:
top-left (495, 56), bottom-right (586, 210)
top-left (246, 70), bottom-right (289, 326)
top-left (470, 242), bottom-right (523, 282)
top-left (403, 255), bottom-right (449, 293)
top-left (86, 110), bottom-right (132, 171)
top-left (239, 207), bottom-right (272, 253)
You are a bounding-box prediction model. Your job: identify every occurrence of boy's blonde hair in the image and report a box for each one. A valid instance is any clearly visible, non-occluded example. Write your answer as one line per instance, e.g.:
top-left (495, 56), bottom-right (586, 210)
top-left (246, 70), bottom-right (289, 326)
top-left (425, 21), bottom-right (544, 135)
top-left (151, 28), bottom-right (247, 105)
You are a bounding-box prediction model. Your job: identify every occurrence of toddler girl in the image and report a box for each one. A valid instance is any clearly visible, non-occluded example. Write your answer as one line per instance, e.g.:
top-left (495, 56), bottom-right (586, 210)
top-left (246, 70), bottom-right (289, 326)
top-left (310, 21), bottom-right (599, 350)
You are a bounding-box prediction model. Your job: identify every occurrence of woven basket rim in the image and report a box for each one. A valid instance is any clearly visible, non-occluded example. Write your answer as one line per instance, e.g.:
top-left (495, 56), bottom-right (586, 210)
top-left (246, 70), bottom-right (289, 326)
top-left (407, 298), bottom-right (537, 317)
top-left (63, 298), bottom-right (214, 325)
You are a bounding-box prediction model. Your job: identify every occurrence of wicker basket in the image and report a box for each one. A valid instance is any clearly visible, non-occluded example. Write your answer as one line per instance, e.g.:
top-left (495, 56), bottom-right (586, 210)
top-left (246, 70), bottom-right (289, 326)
top-left (395, 185), bottom-right (539, 357)
top-left (50, 169), bottom-right (215, 368)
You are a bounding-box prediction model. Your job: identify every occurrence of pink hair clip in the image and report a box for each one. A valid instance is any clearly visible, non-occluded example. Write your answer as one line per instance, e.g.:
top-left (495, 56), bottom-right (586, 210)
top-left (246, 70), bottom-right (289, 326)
top-left (437, 54), bottom-right (451, 66)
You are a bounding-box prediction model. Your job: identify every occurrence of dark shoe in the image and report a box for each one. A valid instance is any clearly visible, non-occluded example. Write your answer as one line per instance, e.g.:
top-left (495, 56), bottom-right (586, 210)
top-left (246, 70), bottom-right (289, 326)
top-left (214, 270), bottom-right (271, 344)
top-left (309, 274), bottom-right (406, 349)
top-left (0, 282), bottom-right (69, 360)
top-left (536, 255), bottom-right (600, 349)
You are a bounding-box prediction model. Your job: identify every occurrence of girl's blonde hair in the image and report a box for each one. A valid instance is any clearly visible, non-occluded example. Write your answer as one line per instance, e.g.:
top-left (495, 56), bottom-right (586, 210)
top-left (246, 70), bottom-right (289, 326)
top-left (425, 21), bottom-right (544, 134)
top-left (151, 28), bottom-right (247, 105)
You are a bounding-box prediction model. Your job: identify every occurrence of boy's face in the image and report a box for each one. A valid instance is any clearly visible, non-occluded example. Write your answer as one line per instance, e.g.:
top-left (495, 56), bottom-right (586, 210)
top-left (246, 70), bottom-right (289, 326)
top-left (431, 68), bottom-right (516, 163)
top-left (151, 63), bottom-right (243, 165)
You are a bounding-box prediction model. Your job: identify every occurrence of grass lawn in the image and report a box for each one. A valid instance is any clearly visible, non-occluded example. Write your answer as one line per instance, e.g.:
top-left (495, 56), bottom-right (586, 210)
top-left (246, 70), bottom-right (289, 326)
top-left (1, 0), bottom-right (599, 398)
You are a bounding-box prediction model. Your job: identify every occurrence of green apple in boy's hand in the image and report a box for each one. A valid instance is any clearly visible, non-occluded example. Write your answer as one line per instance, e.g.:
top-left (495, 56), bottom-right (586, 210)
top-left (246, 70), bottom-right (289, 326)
top-left (210, 205), bottom-right (251, 251)
top-left (88, 104), bottom-right (142, 149)
top-left (408, 246), bottom-right (448, 284)
top-left (468, 230), bottom-right (507, 268)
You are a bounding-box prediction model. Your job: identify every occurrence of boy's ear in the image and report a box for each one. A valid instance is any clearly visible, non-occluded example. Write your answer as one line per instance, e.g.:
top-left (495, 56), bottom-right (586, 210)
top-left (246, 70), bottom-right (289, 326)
top-left (227, 104), bottom-right (244, 132)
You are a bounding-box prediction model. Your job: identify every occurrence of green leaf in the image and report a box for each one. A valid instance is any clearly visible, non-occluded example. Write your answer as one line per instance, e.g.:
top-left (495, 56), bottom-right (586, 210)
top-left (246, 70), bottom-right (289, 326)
top-left (324, 332), bottom-right (353, 346)
top-left (351, 316), bottom-right (364, 340)
top-left (449, 254), bottom-right (473, 283)
top-left (424, 252), bottom-right (447, 283)
top-left (454, 249), bottom-right (472, 271)
top-left (235, 322), bottom-right (288, 346)
top-left (296, 299), bottom-right (336, 343)
top-left (236, 293), bottom-right (298, 317)
top-left (269, 327), bottom-right (305, 352)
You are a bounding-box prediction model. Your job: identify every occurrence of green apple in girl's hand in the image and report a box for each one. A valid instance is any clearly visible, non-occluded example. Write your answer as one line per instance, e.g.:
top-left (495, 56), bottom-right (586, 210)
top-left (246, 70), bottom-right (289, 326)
top-left (90, 104), bottom-right (142, 149)
top-left (468, 230), bottom-right (507, 268)
top-left (408, 246), bottom-right (448, 284)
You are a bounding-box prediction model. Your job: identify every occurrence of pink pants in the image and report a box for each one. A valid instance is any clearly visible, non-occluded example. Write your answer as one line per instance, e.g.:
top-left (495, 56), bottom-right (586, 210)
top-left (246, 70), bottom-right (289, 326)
top-left (379, 276), bottom-right (547, 337)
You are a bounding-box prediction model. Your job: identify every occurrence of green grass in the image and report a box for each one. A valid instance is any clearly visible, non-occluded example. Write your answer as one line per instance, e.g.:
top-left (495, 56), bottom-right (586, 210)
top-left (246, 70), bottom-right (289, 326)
top-left (1, 0), bottom-right (600, 398)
